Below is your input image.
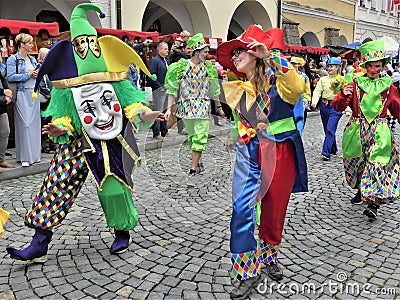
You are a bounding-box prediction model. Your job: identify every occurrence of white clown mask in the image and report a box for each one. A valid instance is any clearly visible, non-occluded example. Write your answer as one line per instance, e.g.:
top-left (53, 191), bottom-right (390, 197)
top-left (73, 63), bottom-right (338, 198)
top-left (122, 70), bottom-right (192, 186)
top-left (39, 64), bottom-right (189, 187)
top-left (72, 83), bottom-right (123, 140)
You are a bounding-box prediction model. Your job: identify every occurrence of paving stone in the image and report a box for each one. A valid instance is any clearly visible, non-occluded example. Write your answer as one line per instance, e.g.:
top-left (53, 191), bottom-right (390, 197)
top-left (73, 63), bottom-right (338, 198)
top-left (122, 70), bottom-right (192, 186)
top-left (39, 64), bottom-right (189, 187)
top-left (0, 118), bottom-right (399, 299)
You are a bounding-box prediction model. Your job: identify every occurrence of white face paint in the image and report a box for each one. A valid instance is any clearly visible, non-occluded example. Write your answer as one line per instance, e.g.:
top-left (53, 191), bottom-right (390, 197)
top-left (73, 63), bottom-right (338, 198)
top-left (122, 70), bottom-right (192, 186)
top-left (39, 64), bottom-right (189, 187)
top-left (72, 83), bottom-right (123, 140)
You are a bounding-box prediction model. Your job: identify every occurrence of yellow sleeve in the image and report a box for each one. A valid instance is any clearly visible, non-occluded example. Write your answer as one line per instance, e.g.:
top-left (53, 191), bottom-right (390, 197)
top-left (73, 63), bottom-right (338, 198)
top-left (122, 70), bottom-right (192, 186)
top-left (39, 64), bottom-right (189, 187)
top-left (276, 67), bottom-right (306, 105)
top-left (311, 79), bottom-right (323, 106)
top-left (0, 208), bottom-right (10, 238)
top-left (124, 102), bottom-right (153, 131)
top-left (303, 80), bottom-right (311, 101)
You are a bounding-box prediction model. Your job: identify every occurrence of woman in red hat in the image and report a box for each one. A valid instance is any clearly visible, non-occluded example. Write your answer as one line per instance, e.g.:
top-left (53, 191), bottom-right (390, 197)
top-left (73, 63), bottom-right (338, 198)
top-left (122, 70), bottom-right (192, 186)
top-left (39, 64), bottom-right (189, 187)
top-left (217, 25), bottom-right (308, 299)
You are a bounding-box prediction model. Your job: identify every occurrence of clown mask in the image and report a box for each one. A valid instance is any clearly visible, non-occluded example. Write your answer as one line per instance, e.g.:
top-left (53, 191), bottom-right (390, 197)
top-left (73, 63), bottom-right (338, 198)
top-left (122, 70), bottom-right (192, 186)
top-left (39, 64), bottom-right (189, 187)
top-left (72, 83), bottom-right (123, 140)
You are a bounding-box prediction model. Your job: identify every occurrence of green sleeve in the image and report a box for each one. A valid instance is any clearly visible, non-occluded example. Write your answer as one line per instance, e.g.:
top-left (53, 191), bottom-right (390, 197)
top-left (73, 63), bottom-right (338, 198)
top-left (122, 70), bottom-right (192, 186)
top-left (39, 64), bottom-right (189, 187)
top-left (206, 61), bottom-right (221, 98)
top-left (165, 59), bottom-right (185, 97)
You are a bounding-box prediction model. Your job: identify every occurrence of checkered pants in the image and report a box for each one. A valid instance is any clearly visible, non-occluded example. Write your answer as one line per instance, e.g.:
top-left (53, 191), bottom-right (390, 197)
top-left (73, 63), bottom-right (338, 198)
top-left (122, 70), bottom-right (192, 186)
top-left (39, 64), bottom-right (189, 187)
top-left (24, 137), bottom-right (88, 229)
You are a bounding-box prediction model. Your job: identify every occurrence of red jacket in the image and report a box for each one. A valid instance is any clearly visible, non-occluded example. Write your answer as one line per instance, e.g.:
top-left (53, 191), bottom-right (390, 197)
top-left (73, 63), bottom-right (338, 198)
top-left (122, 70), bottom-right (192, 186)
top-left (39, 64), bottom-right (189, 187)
top-left (332, 81), bottom-right (400, 122)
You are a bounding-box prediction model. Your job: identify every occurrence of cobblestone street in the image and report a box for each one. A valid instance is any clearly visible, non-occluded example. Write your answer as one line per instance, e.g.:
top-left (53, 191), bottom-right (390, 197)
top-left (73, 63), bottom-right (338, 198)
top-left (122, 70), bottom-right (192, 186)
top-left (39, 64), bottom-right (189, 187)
top-left (0, 114), bottom-right (399, 299)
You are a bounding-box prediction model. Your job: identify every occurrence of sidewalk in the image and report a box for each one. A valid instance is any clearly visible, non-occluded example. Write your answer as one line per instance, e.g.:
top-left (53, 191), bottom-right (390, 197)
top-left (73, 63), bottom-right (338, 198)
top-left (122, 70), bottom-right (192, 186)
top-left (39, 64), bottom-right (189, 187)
top-left (0, 112), bottom-right (320, 182)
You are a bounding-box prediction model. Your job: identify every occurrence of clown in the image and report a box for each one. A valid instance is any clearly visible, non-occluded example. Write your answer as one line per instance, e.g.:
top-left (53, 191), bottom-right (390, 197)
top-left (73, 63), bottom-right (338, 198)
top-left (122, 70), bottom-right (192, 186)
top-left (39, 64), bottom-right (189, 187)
top-left (217, 26), bottom-right (307, 298)
top-left (6, 3), bottom-right (163, 263)
top-left (332, 39), bottom-right (400, 220)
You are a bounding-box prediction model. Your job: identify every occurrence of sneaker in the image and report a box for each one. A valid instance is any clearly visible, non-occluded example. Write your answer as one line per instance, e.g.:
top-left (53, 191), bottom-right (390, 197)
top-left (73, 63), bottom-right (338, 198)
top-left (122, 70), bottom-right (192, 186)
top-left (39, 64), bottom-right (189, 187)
top-left (196, 162), bottom-right (205, 174)
top-left (21, 162), bottom-right (30, 167)
top-left (350, 190), bottom-right (363, 205)
top-left (363, 202), bottom-right (379, 220)
top-left (266, 261), bottom-right (283, 281)
top-left (321, 155), bottom-right (330, 161)
top-left (186, 170), bottom-right (196, 187)
top-left (230, 275), bottom-right (261, 299)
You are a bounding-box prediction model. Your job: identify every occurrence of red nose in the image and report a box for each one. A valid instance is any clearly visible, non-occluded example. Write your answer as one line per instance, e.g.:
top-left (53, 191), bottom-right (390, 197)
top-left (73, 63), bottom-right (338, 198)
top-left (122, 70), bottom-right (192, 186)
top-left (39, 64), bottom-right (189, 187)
top-left (369, 67), bottom-right (378, 74)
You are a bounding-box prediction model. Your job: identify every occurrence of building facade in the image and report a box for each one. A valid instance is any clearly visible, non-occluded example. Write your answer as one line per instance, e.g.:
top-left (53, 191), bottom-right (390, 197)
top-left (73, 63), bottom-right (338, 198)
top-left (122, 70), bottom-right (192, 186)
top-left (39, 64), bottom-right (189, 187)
top-left (1, 0), bottom-right (399, 47)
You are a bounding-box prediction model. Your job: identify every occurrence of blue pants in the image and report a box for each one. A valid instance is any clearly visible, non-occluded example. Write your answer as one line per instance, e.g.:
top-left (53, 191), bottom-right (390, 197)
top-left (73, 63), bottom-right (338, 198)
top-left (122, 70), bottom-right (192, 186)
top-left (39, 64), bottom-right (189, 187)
top-left (320, 102), bottom-right (342, 157)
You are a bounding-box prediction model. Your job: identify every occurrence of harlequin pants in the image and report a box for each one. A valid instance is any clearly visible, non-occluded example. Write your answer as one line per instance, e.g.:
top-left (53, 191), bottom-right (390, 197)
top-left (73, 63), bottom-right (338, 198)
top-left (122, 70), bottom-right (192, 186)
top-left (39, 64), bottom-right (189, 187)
top-left (320, 102), bottom-right (342, 158)
top-left (230, 137), bottom-right (296, 281)
top-left (24, 138), bottom-right (88, 229)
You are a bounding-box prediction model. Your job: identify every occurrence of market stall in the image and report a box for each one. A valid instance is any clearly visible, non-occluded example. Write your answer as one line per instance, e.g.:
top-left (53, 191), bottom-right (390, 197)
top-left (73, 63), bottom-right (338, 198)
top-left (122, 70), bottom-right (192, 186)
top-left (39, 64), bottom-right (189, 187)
top-left (0, 19), bottom-right (60, 148)
top-left (0, 19), bottom-right (59, 59)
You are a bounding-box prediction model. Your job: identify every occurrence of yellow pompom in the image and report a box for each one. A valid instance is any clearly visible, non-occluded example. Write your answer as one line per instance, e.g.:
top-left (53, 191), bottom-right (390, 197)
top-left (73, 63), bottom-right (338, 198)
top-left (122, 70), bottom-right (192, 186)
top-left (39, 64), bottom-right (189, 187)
top-left (32, 92), bottom-right (38, 99)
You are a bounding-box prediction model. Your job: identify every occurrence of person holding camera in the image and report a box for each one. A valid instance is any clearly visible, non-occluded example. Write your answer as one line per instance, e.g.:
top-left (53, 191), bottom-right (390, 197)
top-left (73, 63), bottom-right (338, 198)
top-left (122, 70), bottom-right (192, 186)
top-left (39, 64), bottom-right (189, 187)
top-left (6, 33), bottom-right (40, 167)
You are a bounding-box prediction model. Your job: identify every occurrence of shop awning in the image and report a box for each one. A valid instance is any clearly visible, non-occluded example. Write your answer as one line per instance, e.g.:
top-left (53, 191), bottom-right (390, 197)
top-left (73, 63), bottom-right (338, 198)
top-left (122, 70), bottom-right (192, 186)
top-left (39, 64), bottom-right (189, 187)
top-left (0, 19), bottom-right (59, 36)
top-left (95, 28), bottom-right (159, 42)
top-left (284, 45), bottom-right (330, 55)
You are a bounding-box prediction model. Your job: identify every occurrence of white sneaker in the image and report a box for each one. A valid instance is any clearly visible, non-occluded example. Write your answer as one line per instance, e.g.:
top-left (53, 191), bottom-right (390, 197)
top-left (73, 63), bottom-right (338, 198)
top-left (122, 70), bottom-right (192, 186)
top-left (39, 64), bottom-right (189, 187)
top-left (21, 162), bottom-right (30, 167)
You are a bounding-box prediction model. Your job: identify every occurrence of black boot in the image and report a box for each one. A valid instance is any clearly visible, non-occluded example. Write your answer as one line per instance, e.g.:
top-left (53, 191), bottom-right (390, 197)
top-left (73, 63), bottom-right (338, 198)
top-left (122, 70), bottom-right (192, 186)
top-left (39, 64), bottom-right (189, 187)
top-left (6, 228), bottom-right (52, 263)
top-left (230, 275), bottom-right (261, 299)
top-left (363, 202), bottom-right (379, 220)
top-left (266, 261), bottom-right (283, 281)
top-left (351, 190), bottom-right (363, 205)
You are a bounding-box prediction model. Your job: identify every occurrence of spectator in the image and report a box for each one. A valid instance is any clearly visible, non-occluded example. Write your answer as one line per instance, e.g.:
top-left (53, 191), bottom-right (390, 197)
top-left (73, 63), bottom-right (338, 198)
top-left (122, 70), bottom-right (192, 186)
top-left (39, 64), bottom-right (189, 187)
top-left (0, 67), bottom-right (14, 171)
top-left (318, 61), bottom-right (329, 77)
top-left (170, 30), bottom-right (191, 55)
top-left (149, 42), bottom-right (170, 140)
top-left (6, 33), bottom-right (40, 167)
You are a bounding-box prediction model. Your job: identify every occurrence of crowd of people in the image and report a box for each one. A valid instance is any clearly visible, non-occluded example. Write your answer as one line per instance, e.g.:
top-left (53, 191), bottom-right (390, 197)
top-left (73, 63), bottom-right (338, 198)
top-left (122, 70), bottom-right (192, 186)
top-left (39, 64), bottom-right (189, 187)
top-left (0, 4), bottom-right (399, 300)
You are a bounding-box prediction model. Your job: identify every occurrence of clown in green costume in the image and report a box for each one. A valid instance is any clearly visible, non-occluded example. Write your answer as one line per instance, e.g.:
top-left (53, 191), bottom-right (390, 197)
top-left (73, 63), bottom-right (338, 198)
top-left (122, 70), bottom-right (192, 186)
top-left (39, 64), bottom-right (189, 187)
top-left (332, 39), bottom-right (400, 220)
top-left (6, 3), bottom-right (163, 263)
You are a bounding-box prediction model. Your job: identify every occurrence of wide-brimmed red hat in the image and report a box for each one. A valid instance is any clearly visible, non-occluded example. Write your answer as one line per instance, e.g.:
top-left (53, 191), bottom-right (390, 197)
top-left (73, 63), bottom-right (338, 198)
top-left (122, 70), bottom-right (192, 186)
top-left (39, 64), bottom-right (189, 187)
top-left (266, 28), bottom-right (284, 51)
top-left (217, 25), bottom-right (273, 78)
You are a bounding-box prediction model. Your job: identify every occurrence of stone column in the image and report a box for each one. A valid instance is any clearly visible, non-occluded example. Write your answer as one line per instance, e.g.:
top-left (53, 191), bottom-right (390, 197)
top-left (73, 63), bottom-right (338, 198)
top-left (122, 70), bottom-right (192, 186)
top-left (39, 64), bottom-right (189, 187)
top-left (324, 27), bottom-right (341, 46)
top-left (282, 20), bottom-right (301, 45)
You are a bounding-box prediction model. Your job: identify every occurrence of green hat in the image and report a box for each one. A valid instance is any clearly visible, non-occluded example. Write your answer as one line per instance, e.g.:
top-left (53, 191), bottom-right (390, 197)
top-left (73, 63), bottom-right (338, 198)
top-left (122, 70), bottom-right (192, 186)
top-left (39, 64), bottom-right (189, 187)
top-left (187, 33), bottom-right (209, 51)
top-left (359, 39), bottom-right (391, 68)
top-left (70, 3), bottom-right (107, 76)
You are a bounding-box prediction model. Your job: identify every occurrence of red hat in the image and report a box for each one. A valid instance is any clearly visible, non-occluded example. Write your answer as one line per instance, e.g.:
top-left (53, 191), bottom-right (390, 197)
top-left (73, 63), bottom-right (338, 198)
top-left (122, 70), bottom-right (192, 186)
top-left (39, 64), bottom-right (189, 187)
top-left (266, 28), bottom-right (284, 51)
top-left (216, 25), bottom-right (273, 78)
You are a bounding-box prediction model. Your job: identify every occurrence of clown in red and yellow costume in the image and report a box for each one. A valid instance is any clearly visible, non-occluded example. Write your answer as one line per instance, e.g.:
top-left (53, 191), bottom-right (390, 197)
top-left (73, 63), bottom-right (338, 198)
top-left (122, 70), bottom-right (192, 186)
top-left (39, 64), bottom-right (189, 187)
top-left (217, 25), bottom-right (307, 299)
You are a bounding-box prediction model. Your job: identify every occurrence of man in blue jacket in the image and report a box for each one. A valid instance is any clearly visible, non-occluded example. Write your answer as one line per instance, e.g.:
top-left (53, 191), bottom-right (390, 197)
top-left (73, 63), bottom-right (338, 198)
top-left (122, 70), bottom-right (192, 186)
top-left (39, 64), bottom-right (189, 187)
top-left (149, 42), bottom-right (169, 140)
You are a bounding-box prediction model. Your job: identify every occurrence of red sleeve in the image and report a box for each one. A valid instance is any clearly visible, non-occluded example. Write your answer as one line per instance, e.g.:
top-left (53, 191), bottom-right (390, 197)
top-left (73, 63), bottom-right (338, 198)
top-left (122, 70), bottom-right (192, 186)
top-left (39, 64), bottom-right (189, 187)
top-left (332, 82), bottom-right (356, 113)
top-left (387, 85), bottom-right (400, 122)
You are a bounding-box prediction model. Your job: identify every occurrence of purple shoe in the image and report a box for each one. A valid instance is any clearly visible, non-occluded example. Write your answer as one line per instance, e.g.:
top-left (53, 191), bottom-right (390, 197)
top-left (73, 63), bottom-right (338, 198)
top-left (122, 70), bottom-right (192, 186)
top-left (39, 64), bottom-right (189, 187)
top-left (6, 228), bottom-right (52, 263)
top-left (110, 230), bottom-right (130, 254)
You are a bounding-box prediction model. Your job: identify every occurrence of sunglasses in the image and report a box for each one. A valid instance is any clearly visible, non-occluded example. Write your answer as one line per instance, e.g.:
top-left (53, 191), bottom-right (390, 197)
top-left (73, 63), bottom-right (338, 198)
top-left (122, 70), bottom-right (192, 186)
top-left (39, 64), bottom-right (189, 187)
top-left (230, 48), bottom-right (246, 60)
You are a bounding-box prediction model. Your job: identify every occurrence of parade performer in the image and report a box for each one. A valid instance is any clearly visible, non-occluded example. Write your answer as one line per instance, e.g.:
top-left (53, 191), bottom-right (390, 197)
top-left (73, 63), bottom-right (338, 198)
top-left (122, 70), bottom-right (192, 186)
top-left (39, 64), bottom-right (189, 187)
top-left (291, 56), bottom-right (312, 135)
top-left (6, 3), bottom-right (163, 263)
top-left (217, 25), bottom-right (307, 299)
top-left (0, 208), bottom-right (9, 238)
top-left (311, 57), bottom-right (343, 161)
top-left (332, 39), bottom-right (400, 219)
top-left (164, 33), bottom-right (222, 184)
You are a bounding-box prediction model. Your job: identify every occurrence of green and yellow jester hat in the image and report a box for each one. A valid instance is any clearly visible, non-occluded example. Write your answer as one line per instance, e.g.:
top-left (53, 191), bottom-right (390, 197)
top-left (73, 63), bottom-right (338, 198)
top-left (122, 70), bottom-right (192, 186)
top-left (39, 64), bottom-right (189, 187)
top-left (34, 3), bottom-right (156, 94)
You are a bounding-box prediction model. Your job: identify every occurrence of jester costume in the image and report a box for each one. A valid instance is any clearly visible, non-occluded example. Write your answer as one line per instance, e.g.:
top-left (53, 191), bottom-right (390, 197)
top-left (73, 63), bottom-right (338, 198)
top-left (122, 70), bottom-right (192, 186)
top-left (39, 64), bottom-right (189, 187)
top-left (332, 40), bottom-right (400, 208)
top-left (217, 26), bottom-right (307, 284)
top-left (6, 4), bottom-right (156, 262)
top-left (165, 35), bottom-right (220, 153)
